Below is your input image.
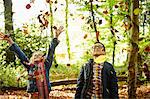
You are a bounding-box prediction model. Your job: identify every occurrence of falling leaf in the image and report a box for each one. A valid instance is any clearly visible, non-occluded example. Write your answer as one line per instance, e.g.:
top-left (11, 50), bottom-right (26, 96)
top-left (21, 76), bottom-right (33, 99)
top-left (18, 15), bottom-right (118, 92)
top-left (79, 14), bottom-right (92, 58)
top-left (30, 0), bottom-right (35, 3)
top-left (114, 29), bottom-right (119, 32)
top-left (70, 13), bottom-right (73, 16)
top-left (22, 24), bottom-right (29, 35)
top-left (145, 46), bottom-right (150, 52)
top-left (103, 10), bottom-right (108, 15)
top-left (67, 63), bottom-right (70, 66)
top-left (80, 15), bottom-right (84, 19)
top-left (123, 22), bottom-right (132, 30)
top-left (138, 37), bottom-right (144, 41)
top-left (98, 20), bottom-right (102, 25)
top-left (96, 4), bottom-right (100, 8)
top-left (119, 1), bottom-right (124, 5)
top-left (54, 8), bottom-right (57, 12)
top-left (37, 11), bottom-right (49, 29)
top-left (87, 18), bottom-right (91, 24)
top-left (134, 8), bottom-right (140, 15)
top-left (26, 4), bottom-right (31, 9)
top-left (83, 34), bottom-right (88, 39)
top-left (46, 0), bottom-right (50, 3)
top-left (114, 5), bottom-right (119, 8)
top-left (54, 0), bottom-right (58, 4)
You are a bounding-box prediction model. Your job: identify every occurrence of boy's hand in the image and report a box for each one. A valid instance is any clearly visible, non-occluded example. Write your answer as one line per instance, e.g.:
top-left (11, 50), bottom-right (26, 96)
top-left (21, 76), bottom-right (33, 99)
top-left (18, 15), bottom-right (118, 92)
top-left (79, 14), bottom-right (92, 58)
top-left (54, 26), bottom-right (64, 38)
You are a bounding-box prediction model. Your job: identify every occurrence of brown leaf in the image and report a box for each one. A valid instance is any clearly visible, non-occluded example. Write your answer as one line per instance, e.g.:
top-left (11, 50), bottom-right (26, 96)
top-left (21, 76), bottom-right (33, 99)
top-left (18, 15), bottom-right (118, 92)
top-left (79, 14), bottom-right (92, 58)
top-left (83, 34), bottom-right (88, 39)
top-left (103, 10), bottom-right (108, 15)
top-left (46, 0), bottom-right (50, 3)
top-left (114, 5), bottom-right (119, 8)
top-left (26, 4), bottom-right (31, 9)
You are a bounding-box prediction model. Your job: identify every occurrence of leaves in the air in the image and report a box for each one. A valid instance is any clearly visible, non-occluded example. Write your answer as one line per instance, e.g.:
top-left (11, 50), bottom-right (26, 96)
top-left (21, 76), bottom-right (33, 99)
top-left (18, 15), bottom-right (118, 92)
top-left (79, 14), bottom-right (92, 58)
top-left (80, 15), bottom-right (84, 19)
top-left (83, 34), bottom-right (88, 39)
top-left (22, 24), bottom-right (29, 35)
top-left (134, 8), bottom-right (141, 15)
top-left (103, 10), bottom-right (108, 15)
top-left (98, 19), bottom-right (102, 25)
top-left (122, 22), bottom-right (132, 30)
top-left (37, 11), bottom-right (50, 29)
top-left (114, 5), bottom-right (119, 8)
top-left (54, 0), bottom-right (58, 4)
top-left (46, 0), bottom-right (50, 3)
top-left (54, 7), bottom-right (57, 12)
top-left (144, 46), bottom-right (150, 52)
top-left (30, 0), bottom-right (35, 3)
top-left (26, 4), bottom-right (31, 9)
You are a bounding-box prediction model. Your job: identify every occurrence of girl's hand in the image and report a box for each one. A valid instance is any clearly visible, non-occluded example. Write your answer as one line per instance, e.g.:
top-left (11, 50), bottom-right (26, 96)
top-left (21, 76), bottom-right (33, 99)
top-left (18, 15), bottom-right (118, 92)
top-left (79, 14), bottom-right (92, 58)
top-left (54, 26), bottom-right (64, 38)
top-left (0, 32), bottom-right (14, 45)
top-left (0, 32), bottom-right (10, 40)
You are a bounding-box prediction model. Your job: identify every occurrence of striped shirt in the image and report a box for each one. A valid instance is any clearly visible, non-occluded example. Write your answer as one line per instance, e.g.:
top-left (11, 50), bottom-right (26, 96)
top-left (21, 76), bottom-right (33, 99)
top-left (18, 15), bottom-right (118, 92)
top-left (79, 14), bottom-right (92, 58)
top-left (87, 63), bottom-right (103, 99)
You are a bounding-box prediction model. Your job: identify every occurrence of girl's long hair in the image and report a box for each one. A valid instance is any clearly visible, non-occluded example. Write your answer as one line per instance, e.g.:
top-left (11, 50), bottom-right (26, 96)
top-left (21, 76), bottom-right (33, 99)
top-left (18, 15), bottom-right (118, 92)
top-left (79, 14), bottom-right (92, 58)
top-left (30, 51), bottom-right (44, 64)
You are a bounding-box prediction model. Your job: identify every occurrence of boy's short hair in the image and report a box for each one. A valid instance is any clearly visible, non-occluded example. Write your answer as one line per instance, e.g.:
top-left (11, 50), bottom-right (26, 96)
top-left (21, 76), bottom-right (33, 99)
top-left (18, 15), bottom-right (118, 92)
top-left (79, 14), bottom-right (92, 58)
top-left (93, 41), bottom-right (105, 51)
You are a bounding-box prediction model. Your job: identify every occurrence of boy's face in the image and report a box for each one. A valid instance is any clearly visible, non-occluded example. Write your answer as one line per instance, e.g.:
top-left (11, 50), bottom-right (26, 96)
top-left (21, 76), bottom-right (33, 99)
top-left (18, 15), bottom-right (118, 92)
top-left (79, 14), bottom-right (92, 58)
top-left (92, 43), bottom-right (105, 57)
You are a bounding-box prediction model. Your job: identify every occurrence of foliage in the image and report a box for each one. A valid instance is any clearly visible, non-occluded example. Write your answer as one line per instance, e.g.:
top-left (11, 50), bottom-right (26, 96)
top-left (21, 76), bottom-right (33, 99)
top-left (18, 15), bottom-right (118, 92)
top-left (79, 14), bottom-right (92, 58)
top-left (0, 25), bottom-right (50, 87)
top-left (0, 0), bottom-right (149, 87)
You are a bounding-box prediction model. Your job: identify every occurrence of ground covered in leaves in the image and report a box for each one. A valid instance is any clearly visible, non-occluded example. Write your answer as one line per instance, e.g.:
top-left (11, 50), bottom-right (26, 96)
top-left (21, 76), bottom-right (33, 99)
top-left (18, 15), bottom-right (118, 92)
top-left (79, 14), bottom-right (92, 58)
top-left (0, 84), bottom-right (150, 99)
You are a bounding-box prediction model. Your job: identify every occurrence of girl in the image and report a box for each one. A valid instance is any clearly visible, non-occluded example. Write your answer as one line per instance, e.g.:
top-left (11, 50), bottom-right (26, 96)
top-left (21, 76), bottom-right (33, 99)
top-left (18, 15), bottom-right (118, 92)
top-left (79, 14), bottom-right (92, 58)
top-left (0, 26), bottom-right (64, 99)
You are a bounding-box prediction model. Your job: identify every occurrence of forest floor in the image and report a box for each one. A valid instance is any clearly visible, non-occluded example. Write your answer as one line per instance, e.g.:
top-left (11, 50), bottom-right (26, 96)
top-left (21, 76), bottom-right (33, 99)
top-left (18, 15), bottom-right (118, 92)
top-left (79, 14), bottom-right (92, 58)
top-left (0, 84), bottom-right (150, 99)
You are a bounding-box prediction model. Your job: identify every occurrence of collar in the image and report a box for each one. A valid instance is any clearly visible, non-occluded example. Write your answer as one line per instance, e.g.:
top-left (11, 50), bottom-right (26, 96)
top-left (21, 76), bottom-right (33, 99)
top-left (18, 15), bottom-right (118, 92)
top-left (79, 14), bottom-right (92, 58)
top-left (94, 55), bottom-right (106, 64)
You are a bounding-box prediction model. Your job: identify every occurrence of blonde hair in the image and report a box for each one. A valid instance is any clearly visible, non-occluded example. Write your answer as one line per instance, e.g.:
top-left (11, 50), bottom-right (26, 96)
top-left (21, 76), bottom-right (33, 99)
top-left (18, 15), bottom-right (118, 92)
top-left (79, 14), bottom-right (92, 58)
top-left (30, 51), bottom-right (44, 64)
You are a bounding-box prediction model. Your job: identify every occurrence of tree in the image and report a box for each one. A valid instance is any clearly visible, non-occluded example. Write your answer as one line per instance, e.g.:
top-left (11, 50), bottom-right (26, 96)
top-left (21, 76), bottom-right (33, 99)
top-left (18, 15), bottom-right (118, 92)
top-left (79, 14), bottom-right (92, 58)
top-left (3, 0), bottom-right (15, 64)
top-left (65, 0), bottom-right (71, 60)
top-left (128, 0), bottom-right (139, 98)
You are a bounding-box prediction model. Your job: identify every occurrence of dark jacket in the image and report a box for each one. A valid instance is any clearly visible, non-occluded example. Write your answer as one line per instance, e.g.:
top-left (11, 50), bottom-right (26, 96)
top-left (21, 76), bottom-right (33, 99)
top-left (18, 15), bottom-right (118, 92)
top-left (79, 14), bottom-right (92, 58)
top-left (9, 38), bottom-right (59, 93)
top-left (75, 59), bottom-right (119, 99)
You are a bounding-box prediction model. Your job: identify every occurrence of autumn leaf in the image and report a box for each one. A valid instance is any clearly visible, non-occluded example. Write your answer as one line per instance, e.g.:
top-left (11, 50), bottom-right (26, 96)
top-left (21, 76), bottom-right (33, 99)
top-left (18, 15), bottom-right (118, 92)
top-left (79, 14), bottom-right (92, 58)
top-left (26, 4), bottom-right (31, 9)
top-left (37, 11), bottom-right (50, 29)
top-left (22, 24), bottom-right (29, 35)
top-left (103, 10), bottom-right (108, 15)
top-left (98, 20), bottom-right (102, 25)
top-left (46, 0), bottom-right (50, 3)
top-left (114, 5), bottom-right (119, 8)
top-left (134, 8), bottom-right (140, 15)
top-left (83, 34), bottom-right (88, 39)
top-left (30, 0), bottom-right (35, 3)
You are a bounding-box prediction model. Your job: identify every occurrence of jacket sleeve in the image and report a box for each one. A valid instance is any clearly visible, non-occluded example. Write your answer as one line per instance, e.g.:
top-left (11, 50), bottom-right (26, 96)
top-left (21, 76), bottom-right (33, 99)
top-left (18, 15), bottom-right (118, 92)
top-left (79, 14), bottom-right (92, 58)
top-left (9, 43), bottom-right (30, 69)
top-left (45, 38), bottom-right (59, 69)
top-left (75, 66), bottom-right (85, 99)
top-left (108, 64), bottom-right (119, 99)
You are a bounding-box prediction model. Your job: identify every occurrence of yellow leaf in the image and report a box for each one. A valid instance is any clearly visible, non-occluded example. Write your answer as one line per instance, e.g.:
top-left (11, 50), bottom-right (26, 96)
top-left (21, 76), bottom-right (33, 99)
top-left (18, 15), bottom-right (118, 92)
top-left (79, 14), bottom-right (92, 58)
top-left (134, 8), bottom-right (140, 15)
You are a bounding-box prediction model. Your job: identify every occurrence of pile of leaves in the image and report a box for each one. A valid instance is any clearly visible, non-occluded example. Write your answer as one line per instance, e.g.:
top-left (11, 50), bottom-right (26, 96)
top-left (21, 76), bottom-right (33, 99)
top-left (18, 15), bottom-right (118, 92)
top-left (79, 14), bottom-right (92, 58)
top-left (0, 84), bottom-right (150, 99)
top-left (119, 84), bottom-right (150, 99)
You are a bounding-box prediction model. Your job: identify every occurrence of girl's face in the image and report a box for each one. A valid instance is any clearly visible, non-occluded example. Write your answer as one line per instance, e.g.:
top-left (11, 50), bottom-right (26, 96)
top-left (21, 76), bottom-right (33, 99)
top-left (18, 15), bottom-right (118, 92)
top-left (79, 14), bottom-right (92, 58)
top-left (31, 51), bottom-right (44, 63)
top-left (33, 54), bottom-right (43, 63)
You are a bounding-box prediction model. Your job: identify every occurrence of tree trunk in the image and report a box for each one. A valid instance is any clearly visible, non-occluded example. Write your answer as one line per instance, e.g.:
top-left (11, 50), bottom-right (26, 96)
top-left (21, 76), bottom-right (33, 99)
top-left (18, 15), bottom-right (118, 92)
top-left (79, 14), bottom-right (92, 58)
top-left (128, 0), bottom-right (139, 98)
top-left (49, 2), bottom-right (58, 67)
top-left (109, 0), bottom-right (116, 66)
top-left (49, 1), bottom-right (54, 38)
top-left (3, 0), bottom-right (15, 63)
top-left (4, 0), bottom-right (13, 32)
top-left (65, 0), bottom-right (71, 60)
